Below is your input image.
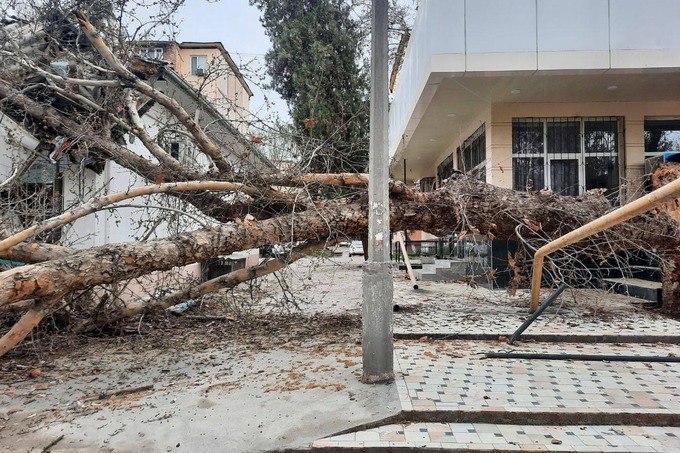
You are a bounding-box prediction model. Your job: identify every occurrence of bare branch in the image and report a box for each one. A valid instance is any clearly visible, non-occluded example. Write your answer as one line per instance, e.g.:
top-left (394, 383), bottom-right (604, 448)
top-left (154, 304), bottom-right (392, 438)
top-left (75, 10), bottom-right (233, 173)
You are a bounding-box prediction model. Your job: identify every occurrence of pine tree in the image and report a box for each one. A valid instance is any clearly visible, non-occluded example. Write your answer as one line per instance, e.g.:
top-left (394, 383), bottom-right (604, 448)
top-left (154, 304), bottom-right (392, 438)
top-left (251, 0), bottom-right (369, 173)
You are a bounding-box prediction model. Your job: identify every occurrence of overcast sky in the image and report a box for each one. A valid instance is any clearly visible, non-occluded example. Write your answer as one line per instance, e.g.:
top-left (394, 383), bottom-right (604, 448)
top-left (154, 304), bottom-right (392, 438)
top-left (174, 0), bottom-right (289, 123)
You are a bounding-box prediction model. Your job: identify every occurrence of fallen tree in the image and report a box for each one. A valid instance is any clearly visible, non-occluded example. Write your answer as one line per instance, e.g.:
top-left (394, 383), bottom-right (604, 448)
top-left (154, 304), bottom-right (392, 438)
top-left (0, 8), bottom-right (679, 358)
top-left (1, 172), bottom-right (678, 356)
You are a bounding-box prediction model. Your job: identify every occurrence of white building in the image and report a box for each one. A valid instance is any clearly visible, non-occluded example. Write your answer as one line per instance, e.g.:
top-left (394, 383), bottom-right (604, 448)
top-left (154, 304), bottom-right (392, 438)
top-left (390, 0), bottom-right (680, 201)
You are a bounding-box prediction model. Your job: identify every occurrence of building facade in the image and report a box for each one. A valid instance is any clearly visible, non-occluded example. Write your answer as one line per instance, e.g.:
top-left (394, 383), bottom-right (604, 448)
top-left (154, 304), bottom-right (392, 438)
top-left (139, 41), bottom-right (253, 135)
top-left (390, 0), bottom-right (680, 203)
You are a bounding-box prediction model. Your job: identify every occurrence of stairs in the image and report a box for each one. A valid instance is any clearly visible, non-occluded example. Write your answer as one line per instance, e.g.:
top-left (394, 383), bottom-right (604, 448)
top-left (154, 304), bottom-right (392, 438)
top-left (601, 250), bottom-right (662, 305)
top-left (413, 257), bottom-right (488, 283)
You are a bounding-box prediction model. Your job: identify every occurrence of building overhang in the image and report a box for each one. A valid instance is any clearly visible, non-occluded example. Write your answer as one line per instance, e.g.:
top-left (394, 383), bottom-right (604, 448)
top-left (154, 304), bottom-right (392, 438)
top-left (391, 68), bottom-right (680, 182)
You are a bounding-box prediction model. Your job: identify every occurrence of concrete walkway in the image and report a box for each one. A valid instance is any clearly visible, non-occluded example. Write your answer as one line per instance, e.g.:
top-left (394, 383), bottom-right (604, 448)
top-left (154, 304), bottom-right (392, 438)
top-left (311, 278), bottom-right (680, 452)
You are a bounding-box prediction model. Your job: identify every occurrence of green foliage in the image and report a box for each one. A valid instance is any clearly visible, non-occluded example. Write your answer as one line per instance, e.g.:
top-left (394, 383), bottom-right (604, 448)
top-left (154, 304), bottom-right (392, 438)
top-left (251, 0), bottom-right (369, 173)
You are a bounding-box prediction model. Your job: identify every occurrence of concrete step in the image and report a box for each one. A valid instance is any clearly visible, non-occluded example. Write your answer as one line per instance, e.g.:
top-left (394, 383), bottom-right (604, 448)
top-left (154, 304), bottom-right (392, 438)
top-left (435, 259), bottom-right (453, 269)
top-left (602, 277), bottom-right (662, 304)
top-left (414, 270), bottom-right (444, 281)
top-left (312, 423), bottom-right (679, 451)
top-left (414, 260), bottom-right (487, 282)
top-left (599, 265), bottom-right (662, 282)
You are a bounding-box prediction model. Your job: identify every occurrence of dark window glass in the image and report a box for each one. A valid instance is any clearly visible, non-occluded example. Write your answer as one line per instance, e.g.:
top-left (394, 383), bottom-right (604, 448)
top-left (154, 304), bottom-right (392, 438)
top-left (461, 124), bottom-right (486, 180)
top-left (585, 156), bottom-right (618, 194)
top-left (550, 159), bottom-right (580, 196)
top-left (419, 177), bottom-right (436, 192)
top-left (547, 120), bottom-right (580, 154)
top-left (437, 154), bottom-right (453, 184)
top-left (644, 119), bottom-right (680, 154)
top-left (512, 120), bottom-right (543, 155)
top-left (585, 120), bottom-right (617, 154)
top-left (169, 142), bottom-right (180, 159)
top-left (513, 157), bottom-right (544, 191)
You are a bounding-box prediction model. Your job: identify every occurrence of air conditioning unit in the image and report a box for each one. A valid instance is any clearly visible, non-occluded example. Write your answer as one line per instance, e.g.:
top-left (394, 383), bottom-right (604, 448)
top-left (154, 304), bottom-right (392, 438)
top-left (195, 68), bottom-right (206, 77)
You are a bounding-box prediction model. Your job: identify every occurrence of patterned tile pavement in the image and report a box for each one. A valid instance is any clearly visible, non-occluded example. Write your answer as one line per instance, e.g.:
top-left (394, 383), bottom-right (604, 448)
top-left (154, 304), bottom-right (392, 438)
top-left (392, 280), bottom-right (680, 340)
top-left (314, 423), bottom-right (680, 451)
top-left (394, 341), bottom-right (680, 415)
top-left (312, 278), bottom-right (680, 451)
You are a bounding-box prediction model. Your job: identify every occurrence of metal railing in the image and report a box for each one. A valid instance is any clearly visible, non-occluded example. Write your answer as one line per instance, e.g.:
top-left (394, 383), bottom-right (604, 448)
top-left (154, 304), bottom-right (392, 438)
top-left (392, 236), bottom-right (492, 264)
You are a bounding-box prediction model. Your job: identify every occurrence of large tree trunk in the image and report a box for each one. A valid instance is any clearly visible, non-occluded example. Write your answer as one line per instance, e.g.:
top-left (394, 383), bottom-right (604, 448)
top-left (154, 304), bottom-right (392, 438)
top-left (1, 174), bottom-right (677, 308)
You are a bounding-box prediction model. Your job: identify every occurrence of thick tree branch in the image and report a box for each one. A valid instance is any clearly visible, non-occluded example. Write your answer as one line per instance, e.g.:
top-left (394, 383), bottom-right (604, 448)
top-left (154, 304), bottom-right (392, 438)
top-left (81, 240), bottom-right (332, 330)
top-left (0, 180), bottom-right (296, 254)
top-left (1, 242), bottom-right (72, 264)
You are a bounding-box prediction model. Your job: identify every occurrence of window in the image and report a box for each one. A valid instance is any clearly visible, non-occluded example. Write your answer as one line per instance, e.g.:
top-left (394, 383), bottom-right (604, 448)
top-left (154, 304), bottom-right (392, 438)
top-left (512, 117), bottom-right (620, 197)
top-left (436, 154), bottom-right (453, 186)
top-left (644, 118), bottom-right (680, 156)
top-left (140, 47), bottom-right (163, 60)
top-left (419, 177), bottom-right (436, 192)
top-left (169, 142), bottom-right (180, 160)
top-left (458, 124), bottom-right (486, 181)
top-left (7, 159), bottom-right (63, 243)
top-left (191, 56), bottom-right (208, 76)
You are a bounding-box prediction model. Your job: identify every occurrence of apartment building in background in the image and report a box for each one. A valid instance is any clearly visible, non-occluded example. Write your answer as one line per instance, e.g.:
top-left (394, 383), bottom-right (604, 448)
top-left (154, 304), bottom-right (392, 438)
top-left (139, 41), bottom-right (254, 135)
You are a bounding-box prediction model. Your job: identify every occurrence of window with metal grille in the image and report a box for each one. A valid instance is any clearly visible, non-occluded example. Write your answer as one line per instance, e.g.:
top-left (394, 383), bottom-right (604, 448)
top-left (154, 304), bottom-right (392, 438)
top-left (419, 177), bottom-right (436, 192)
top-left (458, 124), bottom-right (486, 181)
top-left (512, 117), bottom-right (620, 198)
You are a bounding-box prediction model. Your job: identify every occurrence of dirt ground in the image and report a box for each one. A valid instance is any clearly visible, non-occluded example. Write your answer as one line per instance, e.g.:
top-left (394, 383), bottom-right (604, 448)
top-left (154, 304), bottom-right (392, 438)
top-left (0, 253), bottom-right (402, 453)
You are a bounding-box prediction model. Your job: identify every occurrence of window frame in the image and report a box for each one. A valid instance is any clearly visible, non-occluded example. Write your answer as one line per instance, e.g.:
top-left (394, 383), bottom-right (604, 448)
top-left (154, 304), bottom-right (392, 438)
top-left (140, 47), bottom-right (164, 60)
top-left (190, 55), bottom-right (208, 76)
top-left (644, 117), bottom-right (680, 159)
top-left (458, 123), bottom-right (486, 181)
top-left (512, 117), bottom-right (621, 196)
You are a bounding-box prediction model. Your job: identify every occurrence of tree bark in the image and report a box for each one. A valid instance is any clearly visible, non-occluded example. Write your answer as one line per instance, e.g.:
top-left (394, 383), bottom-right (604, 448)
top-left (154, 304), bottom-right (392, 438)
top-left (81, 241), bottom-right (330, 330)
top-left (651, 163), bottom-right (680, 314)
top-left (1, 242), bottom-right (72, 264)
top-left (0, 302), bottom-right (51, 357)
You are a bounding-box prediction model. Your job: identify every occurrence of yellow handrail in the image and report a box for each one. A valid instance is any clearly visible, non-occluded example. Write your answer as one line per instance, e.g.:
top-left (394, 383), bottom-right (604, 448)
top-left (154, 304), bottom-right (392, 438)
top-left (530, 177), bottom-right (680, 311)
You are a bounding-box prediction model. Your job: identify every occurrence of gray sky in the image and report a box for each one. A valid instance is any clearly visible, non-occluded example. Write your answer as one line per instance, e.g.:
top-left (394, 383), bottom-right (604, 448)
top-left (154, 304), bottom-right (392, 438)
top-left (175, 0), bottom-right (289, 123)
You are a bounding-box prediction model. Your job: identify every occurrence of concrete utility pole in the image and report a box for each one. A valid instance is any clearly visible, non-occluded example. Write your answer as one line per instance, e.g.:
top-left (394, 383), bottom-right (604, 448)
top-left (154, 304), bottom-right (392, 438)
top-left (362, 0), bottom-right (394, 384)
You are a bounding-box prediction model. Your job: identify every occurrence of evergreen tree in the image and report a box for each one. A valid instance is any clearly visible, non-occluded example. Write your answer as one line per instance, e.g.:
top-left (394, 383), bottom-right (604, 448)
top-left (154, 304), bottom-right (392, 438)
top-left (251, 0), bottom-right (369, 173)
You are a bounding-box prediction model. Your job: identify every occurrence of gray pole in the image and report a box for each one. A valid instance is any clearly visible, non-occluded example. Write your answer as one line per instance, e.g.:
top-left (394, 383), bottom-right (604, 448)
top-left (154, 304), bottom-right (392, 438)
top-left (362, 0), bottom-right (393, 384)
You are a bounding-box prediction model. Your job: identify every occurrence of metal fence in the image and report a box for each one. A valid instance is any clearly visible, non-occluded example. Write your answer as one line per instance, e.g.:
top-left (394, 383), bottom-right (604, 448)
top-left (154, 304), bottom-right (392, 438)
top-left (392, 236), bottom-right (492, 264)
